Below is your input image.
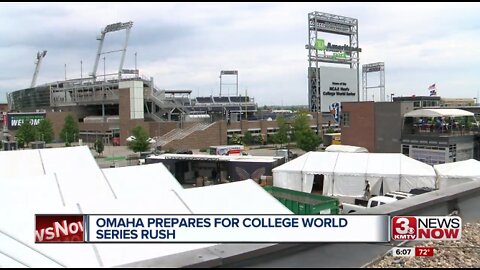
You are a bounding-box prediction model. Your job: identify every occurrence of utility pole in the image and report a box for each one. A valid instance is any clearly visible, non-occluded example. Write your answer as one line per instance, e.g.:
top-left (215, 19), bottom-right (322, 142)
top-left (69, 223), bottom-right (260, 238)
top-left (80, 60), bottom-right (83, 79)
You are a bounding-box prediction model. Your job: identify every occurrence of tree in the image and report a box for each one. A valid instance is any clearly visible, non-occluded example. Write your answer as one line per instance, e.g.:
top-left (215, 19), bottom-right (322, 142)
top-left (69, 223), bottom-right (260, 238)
top-left (292, 111), bottom-right (321, 152)
top-left (295, 130), bottom-right (321, 152)
top-left (36, 119), bottom-right (54, 143)
top-left (16, 120), bottom-right (36, 148)
top-left (273, 115), bottom-right (289, 146)
top-left (127, 125), bottom-right (150, 153)
top-left (243, 131), bottom-right (254, 145)
top-left (229, 133), bottom-right (243, 145)
top-left (60, 114), bottom-right (79, 147)
top-left (94, 139), bottom-right (104, 156)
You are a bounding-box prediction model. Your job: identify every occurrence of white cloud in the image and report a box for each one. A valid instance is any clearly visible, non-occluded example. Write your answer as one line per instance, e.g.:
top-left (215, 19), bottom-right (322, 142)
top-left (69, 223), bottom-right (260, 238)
top-left (2, 3), bottom-right (480, 105)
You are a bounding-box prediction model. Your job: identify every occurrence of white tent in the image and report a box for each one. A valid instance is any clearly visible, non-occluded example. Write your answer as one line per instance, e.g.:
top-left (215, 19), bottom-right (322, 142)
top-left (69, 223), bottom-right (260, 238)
top-left (399, 155), bottom-right (437, 192)
top-left (0, 174), bottom-right (213, 267)
top-left (434, 159), bottom-right (480, 189)
top-left (366, 154), bottom-right (401, 196)
top-left (0, 147), bottom-right (293, 267)
top-left (333, 153), bottom-right (370, 197)
top-left (301, 152), bottom-right (339, 194)
top-left (271, 153), bottom-right (310, 192)
top-left (325, 145), bottom-right (368, 153)
top-left (272, 152), bottom-right (436, 197)
top-left (0, 148), bottom-right (44, 177)
top-left (178, 180), bottom-right (292, 214)
top-left (103, 163), bottom-right (183, 198)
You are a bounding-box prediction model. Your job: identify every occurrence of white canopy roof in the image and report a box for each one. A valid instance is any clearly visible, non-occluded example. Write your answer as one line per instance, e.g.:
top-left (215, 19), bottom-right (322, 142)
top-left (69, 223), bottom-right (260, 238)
top-left (178, 180), bottom-right (292, 214)
top-left (102, 163), bottom-right (183, 198)
top-left (301, 152), bottom-right (339, 174)
top-left (325, 145), bottom-right (368, 153)
top-left (434, 159), bottom-right (480, 179)
top-left (404, 108), bottom-right (474, 118)
top-left (434, 159), bottom-right (480, 189)
top-left (334, 153), bottom-right (370, 176)
top-left (0, 146), bottom-right (291, 267)
top-left (0, 148), bottom-right (44, 177)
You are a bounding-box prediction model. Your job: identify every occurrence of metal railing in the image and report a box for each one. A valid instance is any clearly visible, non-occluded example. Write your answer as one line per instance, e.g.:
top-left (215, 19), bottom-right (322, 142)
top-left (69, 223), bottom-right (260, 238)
top-left (403, 124), bottom-right (480, 137)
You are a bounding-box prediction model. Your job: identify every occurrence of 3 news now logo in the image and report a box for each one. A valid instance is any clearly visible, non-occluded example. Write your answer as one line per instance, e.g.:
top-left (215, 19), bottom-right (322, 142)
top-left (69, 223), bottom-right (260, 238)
top-left (391, 216), bottom-right (462, 241)
top-left (35, 215), bottom-right (85, 243)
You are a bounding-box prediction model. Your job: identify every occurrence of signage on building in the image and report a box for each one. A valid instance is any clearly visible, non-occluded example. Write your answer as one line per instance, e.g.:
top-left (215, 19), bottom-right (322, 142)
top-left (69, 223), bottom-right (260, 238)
top-left (7, 112), bottom-right (46, 130)
top-left (329, 102), bottom-right (341, 123)
top-left (315, 38), bottom-right (362, 53)
top-left (318, 67), bottom-right (358, 113)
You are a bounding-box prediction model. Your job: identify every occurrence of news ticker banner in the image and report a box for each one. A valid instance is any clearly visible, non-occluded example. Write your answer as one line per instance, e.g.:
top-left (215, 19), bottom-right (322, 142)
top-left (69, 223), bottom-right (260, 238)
top-left (35, 215), bottom-right (462, 243)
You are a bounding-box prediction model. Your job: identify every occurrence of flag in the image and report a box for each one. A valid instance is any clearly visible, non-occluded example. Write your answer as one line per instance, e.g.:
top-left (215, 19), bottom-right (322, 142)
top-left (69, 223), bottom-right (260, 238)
top-left (428, 83), bottom-right (437, 96)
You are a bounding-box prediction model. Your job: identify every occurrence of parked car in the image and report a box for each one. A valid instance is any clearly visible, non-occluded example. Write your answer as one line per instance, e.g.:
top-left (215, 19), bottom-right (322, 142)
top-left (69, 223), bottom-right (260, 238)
top-left (341, 191), bottom-right (416, 214)
top-left (341, 196), bottom-right (397, 214)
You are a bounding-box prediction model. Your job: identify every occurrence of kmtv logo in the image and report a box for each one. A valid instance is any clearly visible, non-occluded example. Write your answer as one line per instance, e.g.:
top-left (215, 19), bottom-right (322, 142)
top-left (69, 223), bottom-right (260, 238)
top-left (392, 216), bottom-right (461, 241)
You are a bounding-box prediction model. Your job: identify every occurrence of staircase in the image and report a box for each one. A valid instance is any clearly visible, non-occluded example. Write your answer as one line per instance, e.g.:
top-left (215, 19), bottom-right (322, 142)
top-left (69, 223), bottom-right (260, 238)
top-left (156, 122), bottom-right (214, 147)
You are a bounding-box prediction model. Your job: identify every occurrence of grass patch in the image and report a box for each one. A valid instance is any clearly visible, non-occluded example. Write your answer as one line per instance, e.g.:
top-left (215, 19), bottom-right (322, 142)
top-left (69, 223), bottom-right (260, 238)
top-left (104, 156), bottom-right (126, 161)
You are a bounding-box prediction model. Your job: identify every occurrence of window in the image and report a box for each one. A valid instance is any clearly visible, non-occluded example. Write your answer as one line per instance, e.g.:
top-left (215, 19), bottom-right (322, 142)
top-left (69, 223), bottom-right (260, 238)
top-left (413, 101), bottom-right (420, 108)
top-left (402, 144), bottom-right (410, 155)
top-left (370, 201), bottom-right (379, 207)
top-left (342, 112), bottom-right (350, 127)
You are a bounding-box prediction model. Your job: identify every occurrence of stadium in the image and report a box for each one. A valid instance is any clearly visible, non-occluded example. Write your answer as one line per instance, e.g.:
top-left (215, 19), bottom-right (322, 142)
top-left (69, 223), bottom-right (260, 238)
top-left (5, 21), bottom-right (265, 148)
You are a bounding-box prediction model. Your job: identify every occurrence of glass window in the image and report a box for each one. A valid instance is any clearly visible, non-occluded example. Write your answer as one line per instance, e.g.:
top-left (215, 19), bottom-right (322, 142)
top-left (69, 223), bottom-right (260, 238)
top-left (342, 112), bottom-right (349, 127)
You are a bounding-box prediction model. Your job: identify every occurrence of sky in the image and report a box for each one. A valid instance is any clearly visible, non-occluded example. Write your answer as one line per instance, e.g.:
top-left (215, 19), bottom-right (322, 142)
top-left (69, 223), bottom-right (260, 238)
top-left (1, 2), bottom-right (480, 105)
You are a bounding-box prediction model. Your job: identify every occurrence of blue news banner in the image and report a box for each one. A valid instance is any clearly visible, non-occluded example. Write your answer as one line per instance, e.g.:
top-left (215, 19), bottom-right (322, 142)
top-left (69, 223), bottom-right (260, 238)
top-left (86, 215), bottom-right (390, 243)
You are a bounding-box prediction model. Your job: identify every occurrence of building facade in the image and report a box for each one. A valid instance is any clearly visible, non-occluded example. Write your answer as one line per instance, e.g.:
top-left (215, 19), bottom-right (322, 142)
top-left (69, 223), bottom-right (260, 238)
top-left (400, 109), bottom-right (480, 165)
top-left (340, 101), bottom-right (402, 153)
top-left (341, 98), bottom-right (480, 165)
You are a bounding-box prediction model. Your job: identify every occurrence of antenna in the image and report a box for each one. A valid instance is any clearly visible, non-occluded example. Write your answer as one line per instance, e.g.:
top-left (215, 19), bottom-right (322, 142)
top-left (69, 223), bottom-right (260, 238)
top-left (30, 50), bottom-right (47, 88)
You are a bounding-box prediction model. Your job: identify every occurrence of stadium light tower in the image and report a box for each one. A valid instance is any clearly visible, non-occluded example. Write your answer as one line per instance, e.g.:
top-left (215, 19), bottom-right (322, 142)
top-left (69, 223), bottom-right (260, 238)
top-left (91, 21), bottom-right (133, 81)
top-left (30, 50), bottom-right (47, 88)
top-left (219, 70), bottom-right (238, 96)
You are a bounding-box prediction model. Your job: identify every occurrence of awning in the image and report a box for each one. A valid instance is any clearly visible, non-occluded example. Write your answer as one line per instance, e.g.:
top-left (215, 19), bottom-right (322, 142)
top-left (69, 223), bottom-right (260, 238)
top-left (404, 109), bottom-right (474, 118)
